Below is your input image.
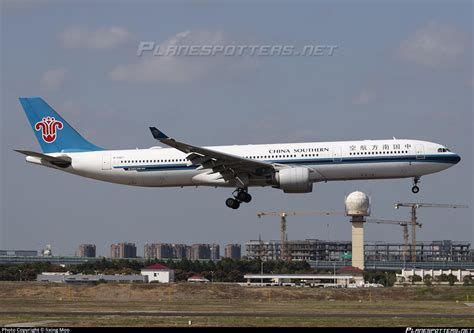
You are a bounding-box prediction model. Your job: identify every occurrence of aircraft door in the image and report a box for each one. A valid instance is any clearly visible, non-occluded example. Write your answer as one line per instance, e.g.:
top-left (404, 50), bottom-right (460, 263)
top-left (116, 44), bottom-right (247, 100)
top-left (102, 154), bottom-right (111, 170)
top-left (332, 146), bottom-right (342, 162)
top-left (415, 144), bottom-right (425, 159)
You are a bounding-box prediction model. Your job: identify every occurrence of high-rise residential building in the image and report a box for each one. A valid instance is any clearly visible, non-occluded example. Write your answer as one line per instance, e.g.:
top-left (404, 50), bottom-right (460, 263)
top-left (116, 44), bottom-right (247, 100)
top-left (224, 244), bottom-right (241, 259)
top-left (186, 246), bottom-right (193, 260)
top-left (144, 243), bottom-right (154, 259)
top-left (190, 244), bottom-right (211, 260)
top-left (144, 243), bottom-right (189, 259)
top-left (144, 243), bottom-right (174, 259)
top-left (157, 244), bottom-right (173, 259)
top-left (77, 244), bottom-right (96, 258)
top-left (110, 242), bottom-right (137, 258)
top-left (172, 244), bottom-right (189, 259)
top-left (210, 244), bottom-right (220, 260)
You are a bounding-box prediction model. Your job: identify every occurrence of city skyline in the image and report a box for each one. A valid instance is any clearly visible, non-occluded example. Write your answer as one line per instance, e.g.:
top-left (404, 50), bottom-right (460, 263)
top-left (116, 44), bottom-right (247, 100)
top-left (2, 237), bottom-right (471, 260)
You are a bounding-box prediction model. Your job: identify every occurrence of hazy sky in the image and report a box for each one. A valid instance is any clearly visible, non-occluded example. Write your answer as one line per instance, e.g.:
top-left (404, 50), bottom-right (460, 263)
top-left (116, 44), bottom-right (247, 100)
top-left (1, 0), bottom-right (472, 257)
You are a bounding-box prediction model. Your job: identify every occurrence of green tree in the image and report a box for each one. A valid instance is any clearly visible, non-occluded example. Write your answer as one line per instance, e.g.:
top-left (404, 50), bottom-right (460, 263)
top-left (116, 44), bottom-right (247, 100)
top-left (447, 274), bottom-right (458, 286)
top-left (173, 269), bottom-right (189, 282)
top-left (363, 271), bottom-right (396, 286)
top-left (385, 272), bottom-right (397, 287)
top-left (463, 275), bottom-right (472, 286)
top-left (409, 274), bottom-right (422, 284)
top-left (227, 269), bottom-right (244, 282)
top-left (423, 274), bottom-right (432, 286)
top-left (436, 273), bottom-right (449, 282)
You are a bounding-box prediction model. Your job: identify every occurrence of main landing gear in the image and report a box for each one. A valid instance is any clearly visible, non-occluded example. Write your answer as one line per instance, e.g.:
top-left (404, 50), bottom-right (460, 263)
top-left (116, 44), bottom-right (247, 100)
top-left (225, 188), bottom-right (252, 209)
top-left (411, 177), bottom-right (421, 194)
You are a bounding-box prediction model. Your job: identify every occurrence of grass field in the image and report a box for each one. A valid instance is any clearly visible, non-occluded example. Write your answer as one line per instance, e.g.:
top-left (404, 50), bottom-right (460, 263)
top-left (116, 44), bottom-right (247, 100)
top-left (1, 282), bottom-right (473, 327)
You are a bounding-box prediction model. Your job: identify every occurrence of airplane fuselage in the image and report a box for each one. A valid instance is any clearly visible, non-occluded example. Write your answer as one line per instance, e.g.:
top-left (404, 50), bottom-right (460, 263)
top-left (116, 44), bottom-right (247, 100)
top-left (27, 139), bottom-right (460, 189)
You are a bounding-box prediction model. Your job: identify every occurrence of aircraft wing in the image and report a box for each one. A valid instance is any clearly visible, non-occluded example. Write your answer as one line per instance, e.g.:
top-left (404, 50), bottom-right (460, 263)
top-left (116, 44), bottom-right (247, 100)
top-left (149, 127), bottom-right (275, 185)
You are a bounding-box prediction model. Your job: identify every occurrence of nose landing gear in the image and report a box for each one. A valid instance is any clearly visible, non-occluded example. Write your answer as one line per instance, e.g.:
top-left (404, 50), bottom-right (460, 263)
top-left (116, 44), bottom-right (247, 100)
top-left (412, 177), bottom-right (421, 194)
top-left (225, 188), bottom-right (252, 209)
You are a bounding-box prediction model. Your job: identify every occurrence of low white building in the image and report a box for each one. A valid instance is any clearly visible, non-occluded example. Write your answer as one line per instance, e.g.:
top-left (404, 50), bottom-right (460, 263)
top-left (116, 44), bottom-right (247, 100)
top-left (397, 268), bottom-right (473, 282)
top-left (141, 263), bottom-right (175, 283)
top-left (243, 273), bottom-right (363, 287)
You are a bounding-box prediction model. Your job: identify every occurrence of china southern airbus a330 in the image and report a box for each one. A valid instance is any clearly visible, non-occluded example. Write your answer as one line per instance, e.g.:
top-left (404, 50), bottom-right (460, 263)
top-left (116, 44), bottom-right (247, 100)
top-left (16, 97), bottom-right (461, 209)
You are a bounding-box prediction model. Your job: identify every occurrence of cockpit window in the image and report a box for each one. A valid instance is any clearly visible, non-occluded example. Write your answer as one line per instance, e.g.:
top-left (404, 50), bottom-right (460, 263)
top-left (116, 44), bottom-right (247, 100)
top-left (438, 147), bottom-right (451, 153)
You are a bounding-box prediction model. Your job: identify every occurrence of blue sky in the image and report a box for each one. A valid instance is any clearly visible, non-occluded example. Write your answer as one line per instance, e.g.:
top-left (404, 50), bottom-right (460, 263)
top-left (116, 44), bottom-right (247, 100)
top-left (1, 0), bottom-right (472, 256)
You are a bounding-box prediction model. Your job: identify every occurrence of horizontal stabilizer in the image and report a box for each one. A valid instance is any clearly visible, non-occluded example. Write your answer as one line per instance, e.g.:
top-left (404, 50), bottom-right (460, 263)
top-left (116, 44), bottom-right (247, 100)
top-left (14, 150), bottom-right (71, 168)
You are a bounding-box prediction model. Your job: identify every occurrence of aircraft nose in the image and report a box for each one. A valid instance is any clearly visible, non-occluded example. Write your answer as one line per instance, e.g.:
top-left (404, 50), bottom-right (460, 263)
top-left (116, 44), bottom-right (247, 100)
top-left (454, 154), bottom-right (461, 164)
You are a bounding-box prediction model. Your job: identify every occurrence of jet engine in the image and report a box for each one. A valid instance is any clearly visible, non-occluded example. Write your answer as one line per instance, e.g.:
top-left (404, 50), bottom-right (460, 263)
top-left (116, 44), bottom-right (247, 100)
top-left (275, 167), bottom-right (313, 193)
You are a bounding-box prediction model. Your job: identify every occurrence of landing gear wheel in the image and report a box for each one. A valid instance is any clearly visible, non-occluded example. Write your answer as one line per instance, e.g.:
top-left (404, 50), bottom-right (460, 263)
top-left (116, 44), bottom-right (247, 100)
top-left (225, 198), bottom-right (240, 209)
top-left (236, 191), bottom-right (252, 203)
top-left (242, 193), bottom-right (252, 203)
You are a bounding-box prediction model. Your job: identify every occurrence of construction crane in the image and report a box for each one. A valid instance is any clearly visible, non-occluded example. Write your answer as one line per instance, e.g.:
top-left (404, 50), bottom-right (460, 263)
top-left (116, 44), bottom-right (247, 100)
top-left (394, 203), bottom-right (469, 262)
top-left (366, 218), bottom-right (422, 261)
top-left (256, 210), bottom-right (344, 261)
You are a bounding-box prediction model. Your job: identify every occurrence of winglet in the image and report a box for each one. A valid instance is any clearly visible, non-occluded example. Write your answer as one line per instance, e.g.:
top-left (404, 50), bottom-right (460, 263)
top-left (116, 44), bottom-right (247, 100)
top-left (149, 127), bottom-right (169, 140)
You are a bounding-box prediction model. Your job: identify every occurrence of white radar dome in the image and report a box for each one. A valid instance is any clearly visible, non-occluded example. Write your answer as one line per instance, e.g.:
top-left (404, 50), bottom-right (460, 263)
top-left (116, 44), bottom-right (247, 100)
top-left (42, 244), bottom-right (52, 256)
top-left (345, 191), bottom-right (370, 216)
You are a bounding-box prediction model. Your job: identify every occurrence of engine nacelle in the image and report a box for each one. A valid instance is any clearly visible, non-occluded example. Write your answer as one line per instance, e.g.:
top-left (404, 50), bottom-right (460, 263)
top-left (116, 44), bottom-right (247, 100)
top-left (275, 167), bottom-right (313, 193)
